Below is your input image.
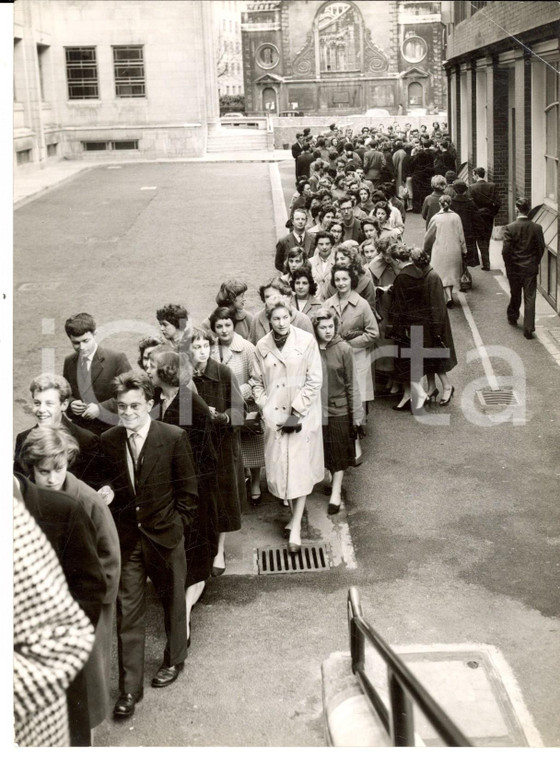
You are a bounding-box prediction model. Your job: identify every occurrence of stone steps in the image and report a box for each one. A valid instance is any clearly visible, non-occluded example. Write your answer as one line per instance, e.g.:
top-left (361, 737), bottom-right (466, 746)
top-left (207, 130), bottom-right (268, 152)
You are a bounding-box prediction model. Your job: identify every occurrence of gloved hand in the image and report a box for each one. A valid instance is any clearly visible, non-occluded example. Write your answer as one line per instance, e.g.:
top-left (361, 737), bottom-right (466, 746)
top-left (280, 414), bottom-right (302, 434)
top-left (353, 424), bottom-right (367, 439)
top-left (212, 411), bottom-right (229, 425)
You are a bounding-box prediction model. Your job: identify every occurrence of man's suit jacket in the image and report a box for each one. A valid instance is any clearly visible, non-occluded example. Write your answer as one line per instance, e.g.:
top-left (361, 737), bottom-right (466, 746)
top-left (63, 345), bottom-right (131, 429)
top-left (363, 149), bottom-right (385, 181)
top-left (16, 474), bottom-right (106, 626)
top-left (291, 140), bottom-right (303, 160)
top-left (14, 414), bottom-right (101, 488)
top-left (99, 420), bottom-right (198, 561)
top-left (275, 230), bottom-right (314, 271)
top-left (296, 151), bottom-right (314, 178)
top-left (502, 217), bottom-right (545, 276)
top-left (468, 180), bottom-right (500, 217)
top-left (341, 218), bottom-right (365, 244)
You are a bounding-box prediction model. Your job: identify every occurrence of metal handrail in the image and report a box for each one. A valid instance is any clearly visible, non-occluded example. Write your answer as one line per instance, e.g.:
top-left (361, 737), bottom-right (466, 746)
top-left (347, 587), bottom-right (472, 747)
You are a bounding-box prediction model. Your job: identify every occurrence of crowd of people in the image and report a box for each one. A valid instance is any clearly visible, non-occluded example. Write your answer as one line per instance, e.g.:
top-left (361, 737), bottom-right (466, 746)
top-left (14, 118), bottom-right (546, 745)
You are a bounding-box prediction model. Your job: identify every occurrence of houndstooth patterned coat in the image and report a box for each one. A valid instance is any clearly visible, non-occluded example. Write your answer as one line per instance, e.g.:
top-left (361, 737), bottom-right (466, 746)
top-left (13, 496), bottom-right (94, 747)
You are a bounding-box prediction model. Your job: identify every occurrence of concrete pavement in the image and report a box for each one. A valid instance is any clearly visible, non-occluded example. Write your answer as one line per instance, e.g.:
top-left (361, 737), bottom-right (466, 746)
top-left (12, 159), bottom-right (560, 746)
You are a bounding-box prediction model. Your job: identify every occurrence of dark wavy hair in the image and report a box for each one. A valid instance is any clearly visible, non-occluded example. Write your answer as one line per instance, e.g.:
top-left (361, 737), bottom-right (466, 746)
top-left (156, 304), bottom-right (188, 329)
top-left (215, 279), bottom-right (247, 307)
top-left (112, 369), bottom-right (154, 401)
top-left (137, 335), bottom-right (164, 369)
top-left (290, 266), bottom-right (318, 296)
top-left (19, 426), bottom-right (80, 475)
top-left (209, 306), bottom-right (237, 331)
top-left (330, 263), bottom-right (359, 290)
top-left (150, 347), bottom-right (192, 387)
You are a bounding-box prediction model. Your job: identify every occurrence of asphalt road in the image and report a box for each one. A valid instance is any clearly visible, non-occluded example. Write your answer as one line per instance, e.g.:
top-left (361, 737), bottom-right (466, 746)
top-left (13, 162), bottom-right (560, 746)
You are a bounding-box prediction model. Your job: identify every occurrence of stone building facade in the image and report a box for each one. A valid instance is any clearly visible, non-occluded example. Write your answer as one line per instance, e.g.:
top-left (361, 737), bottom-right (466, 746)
top-left (443, 1), bottom-right (560, 313)
top-left (13, 0), bottom-right (219, 167)
top-left (241, 0), bottom-right (445, 116)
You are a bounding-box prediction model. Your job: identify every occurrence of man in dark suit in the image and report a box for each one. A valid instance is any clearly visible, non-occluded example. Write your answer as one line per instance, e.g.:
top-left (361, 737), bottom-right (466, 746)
top-left (99, 370), bottom-right (198, 718)
top-left (363, 140), bottom-right (386, 187)
top-left (468, 167), bottom-right (501, 270)
top-left (502, 197), bottom-right (546, 339)
top-left (275, 208), bottom-right (314, 271)
top-left (291, 132), bottom-right (304, 177)
top-left (295, 142), bottom-right (314, 179)
top-left (63, 312), bottom-right (131, 435)
top-left (15, 473), bottom-right (106, 745)
top-left (339, 195), bottom-right (365, 244)
top-left (14, 373), bottom-right (100, 488)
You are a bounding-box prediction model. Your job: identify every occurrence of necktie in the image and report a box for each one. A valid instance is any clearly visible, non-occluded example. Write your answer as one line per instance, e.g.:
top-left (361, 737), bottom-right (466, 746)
top-left (128, 432), bottom-right (141, 491)
top-left (77, 355), bottom-right (89, 392)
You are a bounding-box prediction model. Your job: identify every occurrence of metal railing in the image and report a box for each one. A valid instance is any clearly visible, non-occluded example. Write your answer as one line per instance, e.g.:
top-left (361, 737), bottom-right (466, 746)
top-left (347, 587), bottom-right (472, 747)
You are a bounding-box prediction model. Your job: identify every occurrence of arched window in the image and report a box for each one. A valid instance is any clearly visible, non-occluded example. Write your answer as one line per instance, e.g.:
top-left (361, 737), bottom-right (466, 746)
top-left (318, 2), bottom-right (361, 73)
top-left (408, 81), bottom-right (423, 107)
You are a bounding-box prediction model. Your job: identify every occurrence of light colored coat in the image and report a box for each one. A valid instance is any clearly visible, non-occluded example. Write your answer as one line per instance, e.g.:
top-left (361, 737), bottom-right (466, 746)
top-left (252, 326), bottom-right (324, 499)
top-left (211, 332), bottom-right (256, 400)
top-left (424, 209), bottom-right (467, 287)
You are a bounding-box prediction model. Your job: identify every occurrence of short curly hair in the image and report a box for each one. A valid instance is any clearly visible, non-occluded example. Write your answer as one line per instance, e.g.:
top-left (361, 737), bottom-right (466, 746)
top-left (312, 306), bottom-right (340, 336)
top-left (156, 304), bottom-right (188, 329)
top-left (258, 276), bottom-right (292, 302)
top-left (290, 266), bottom-right (318, 296)
top-left (137, 335), bottom-right (163, 369)
top-left (29, 373), bottom-right (72, 403)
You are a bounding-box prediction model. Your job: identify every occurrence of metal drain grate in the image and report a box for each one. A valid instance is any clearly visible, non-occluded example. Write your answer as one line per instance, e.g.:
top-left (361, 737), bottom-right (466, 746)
top-left (256, 542), bottom-right (331, 575)
top-left (476, 389), bottom-right (519, 406)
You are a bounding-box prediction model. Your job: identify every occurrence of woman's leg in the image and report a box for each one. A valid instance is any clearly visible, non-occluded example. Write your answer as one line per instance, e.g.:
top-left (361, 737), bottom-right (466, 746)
top-left (426, 371), bottom-right (437, 397)
top-left (330, 470), bottom-right (344, 506)
top-left (288, 495), bottom-right (307, 548)
top-left (410, 379), bottom-right (428, 412)
top-left (445, 285), bottom-right (453, 304)
top-left (250, 467), bottom-right (261, 498)
top-left (213, 532), bottom-right (226, 570)
top-left (394, 381), bottom-right (411, 408)
top-left (185, 580), bottom-right (205, 639)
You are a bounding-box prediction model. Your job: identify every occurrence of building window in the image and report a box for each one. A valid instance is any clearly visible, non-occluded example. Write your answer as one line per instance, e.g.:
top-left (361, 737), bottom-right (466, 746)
top-left (113, 46), bottom-right (145, 98)
top-left (318, 2), bottom-right (360, 73)
top-left (454, 2), bottom-right (468, 23)
top-left (402, 35), bottom-right (428, 64)
top-left (545, 62), bottom-right (558, 204)
top-left (256, 44), bottom-right (279, 70)
top-left (83, 141), bottom-right (107, 151)
top-left (46, 143), bottom-right (58, 157)
top-left (16, 148), bottom-right (32, 165)
top-left (37, 44), bottom-right (49, 101)
top-left (112, 140), bottom-right (139, 150)
top-left (65, 47), bottom-right (98, 99)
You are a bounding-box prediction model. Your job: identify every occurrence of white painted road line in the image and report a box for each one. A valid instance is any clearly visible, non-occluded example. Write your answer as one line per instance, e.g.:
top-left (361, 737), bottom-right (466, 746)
top-left (457, 291), bottom-right (500, 390)
top-left (141, 186), bottom-right (157, 190)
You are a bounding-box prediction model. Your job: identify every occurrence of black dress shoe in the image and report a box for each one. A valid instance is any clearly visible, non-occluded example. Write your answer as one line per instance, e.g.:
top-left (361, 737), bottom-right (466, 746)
top-left (151, 662), bottom-right (184, 688)
top-left (113, 692), bottom-right (143, 719)
top-left (524, 331), bottom-right (534, 340)
top-left (392, 399), bottom-right (411, 412)
top-left (481, 265), bottom-right (490, 271)
top-left (508, 317), bottom-right (518, 325)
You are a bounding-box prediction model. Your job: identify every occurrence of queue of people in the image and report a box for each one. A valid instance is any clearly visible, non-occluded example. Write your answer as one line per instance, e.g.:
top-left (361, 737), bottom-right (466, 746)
top-left (14, 119), bottom-right (546, 746)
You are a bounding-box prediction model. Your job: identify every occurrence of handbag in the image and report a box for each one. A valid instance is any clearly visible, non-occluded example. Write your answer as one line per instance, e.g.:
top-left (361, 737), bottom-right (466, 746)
top-left (459, 264), bottom-right (472, 292)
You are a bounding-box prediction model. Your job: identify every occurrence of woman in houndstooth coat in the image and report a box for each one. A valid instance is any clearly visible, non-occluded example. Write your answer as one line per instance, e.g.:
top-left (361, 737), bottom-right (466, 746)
top-left (13, 483), bottom-right (94, 747)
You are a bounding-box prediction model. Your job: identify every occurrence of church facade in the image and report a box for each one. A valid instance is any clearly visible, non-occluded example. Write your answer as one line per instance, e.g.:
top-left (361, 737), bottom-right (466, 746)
top-left (241, 0), bottom-right (445, 116)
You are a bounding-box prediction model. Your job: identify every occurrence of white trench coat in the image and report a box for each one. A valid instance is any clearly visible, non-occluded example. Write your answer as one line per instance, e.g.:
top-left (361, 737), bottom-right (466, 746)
top-left (252, 326), bottom-right (324, 500)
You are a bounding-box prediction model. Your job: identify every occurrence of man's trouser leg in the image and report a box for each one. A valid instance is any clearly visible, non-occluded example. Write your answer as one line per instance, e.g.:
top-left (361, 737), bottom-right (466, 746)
top-left (116, 539), bottom-right (147, 696)
top-left (476, 216), bottom-right (493, 268)
top-left (145, 537), bottom-right (188, 668)
top-left (507, 271), bottom-right (523, 324)
top-left (522, 273), bottom-right (538, 333)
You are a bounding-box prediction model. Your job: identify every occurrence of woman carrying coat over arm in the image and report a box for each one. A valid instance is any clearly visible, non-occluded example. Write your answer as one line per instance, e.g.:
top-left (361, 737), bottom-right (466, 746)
top-left (251, 298), bottom-right (324, 554)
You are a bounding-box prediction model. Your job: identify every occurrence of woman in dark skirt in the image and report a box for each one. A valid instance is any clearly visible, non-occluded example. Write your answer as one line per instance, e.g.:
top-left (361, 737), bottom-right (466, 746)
top-left (410, 247), bottom-right (457, 406)
top-left (146, 346), bottom-right (219, 641)
top-left (313, 307), bottom-right (364, 515)
top-left (188, 326), bottom-right (247, 576)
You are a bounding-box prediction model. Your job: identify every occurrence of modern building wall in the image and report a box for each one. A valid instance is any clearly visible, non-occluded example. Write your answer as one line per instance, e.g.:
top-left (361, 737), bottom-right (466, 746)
top-left (442, 1), bottom-right (560, 312)
top-left (242, 0), bottom-right (445, 117)
top-left (13, 0), bottom-right (219, 166)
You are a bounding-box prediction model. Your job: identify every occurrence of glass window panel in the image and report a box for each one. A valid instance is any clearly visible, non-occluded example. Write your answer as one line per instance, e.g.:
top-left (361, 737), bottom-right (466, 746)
top-left (549, 249), bottom-right (557, 296)
top-left (545, 158), bottom-right (557, 203)
top-left (545, 64), bottom-right (558, 106)
top-left (546, 106), bottom-right (558, 157)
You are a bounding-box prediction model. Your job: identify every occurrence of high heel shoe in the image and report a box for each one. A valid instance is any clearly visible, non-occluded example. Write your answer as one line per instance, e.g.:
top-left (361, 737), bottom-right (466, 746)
top-left (211, 558), bottom-right (226, 577)
top-left (392, 399), bottom-right (411, 412)
top-left (439, 386), bottom-right (455, 406)
top-left (428, 388), bottom-right (439, 402)
top-left (250, 493), bottom-right (262, 505)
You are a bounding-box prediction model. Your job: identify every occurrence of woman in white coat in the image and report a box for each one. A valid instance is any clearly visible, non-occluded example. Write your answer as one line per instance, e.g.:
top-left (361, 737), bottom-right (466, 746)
top-left (424, 194), bottom-right (467, 306)
top-left (252, 299), bottom-right (324, 553)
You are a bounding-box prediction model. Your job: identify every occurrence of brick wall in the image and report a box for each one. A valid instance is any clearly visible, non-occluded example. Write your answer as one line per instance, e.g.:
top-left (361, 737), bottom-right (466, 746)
top-left (492, 63), bottom-right (510, 226)
top-left (447, 2), bottom-right (560, 59)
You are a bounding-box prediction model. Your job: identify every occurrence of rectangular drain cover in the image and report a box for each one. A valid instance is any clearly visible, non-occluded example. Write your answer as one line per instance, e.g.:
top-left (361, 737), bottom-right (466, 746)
top-left (476, 389), bottom-right (519, 407)
top-left (256, 542), bottom-right (331, 575)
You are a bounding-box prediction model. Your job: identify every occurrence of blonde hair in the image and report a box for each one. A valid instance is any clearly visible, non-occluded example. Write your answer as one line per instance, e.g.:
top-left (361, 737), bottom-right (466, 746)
top-left (19, 426), bottom-right (79, 476)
